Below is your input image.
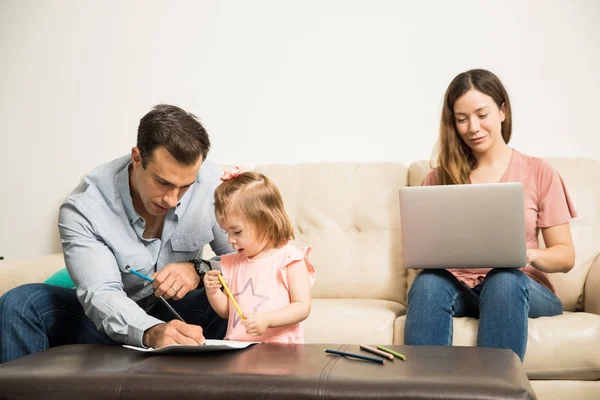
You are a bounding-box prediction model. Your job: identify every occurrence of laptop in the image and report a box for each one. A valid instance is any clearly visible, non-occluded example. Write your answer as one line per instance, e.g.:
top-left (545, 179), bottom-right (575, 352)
top-left (399, 182), bottom-right (527, 269)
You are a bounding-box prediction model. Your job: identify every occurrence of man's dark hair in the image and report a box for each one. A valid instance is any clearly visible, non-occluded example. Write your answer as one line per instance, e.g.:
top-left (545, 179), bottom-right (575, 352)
top-left (137, 104), bottom-right (211, 168)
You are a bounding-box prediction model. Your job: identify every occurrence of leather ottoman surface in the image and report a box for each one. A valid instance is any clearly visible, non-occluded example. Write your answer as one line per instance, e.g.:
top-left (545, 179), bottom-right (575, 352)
top-left (0, 343), bottom-right (535, 400)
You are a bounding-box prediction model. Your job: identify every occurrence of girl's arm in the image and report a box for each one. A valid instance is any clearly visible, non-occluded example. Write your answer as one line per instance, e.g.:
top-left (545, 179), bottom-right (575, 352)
top-left (243, 260), bottom-right (311, 335)
top-left (203, 270), bottom-right (229, 319)
top-left (528, 222), bottom-right (575, 273)
top-left (267, 259), bottom-right (312, 327)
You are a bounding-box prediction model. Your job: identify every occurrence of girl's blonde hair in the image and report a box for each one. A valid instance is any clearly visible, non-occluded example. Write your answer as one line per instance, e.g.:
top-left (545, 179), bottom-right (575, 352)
top-left (434, 69), bottom-right (512, 184)
top-left (214, 171), bottom-right (295, 248)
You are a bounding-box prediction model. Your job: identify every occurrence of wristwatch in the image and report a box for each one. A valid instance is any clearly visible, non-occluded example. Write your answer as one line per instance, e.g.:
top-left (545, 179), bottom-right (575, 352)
top-left (190, 259), bottom-right (212, 288)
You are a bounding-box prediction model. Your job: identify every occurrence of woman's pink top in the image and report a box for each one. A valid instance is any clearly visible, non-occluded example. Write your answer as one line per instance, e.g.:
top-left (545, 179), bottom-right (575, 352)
top-left (422, 149), bottom-right (577, 293)
top-left (221, 243), bottom-right (315, 343)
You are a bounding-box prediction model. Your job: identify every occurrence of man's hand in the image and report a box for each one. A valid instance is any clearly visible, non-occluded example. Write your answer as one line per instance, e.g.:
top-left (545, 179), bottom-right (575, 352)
top-left (142, 321), bottom-right (205, 348)
top-left (152, 262), bottom-right (200, 300)
top-left (203, 270), bottom-right (223, 295)
top-left (242, 313), bottom-right (270, 336)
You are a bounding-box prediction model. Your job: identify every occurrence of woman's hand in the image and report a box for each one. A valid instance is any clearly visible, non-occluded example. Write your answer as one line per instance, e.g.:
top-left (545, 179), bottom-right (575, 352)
top-left (526, 248), bottom-right (539, 266)
top-left (528, 223), bottom-right (575, 273)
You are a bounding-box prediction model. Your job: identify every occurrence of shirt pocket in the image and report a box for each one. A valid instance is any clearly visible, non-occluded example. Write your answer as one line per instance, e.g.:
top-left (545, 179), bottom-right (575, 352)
top-left (114, 253), bottom-right (153, 273)
top-left (113, 253), bottom-right (154, 293)
top-left (170, 229), bottom-right (214, 260)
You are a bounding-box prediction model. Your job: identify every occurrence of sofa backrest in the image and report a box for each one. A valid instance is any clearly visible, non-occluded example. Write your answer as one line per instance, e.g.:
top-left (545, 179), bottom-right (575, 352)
top-left (408, 158), bottom-right (600, 312)
top-left (254, 163), bottom-right (409, 304)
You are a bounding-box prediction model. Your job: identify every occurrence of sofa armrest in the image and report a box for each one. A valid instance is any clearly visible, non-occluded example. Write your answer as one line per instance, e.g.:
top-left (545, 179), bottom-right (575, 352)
top-left (584, 253), bottom-right (600, 315)
top-left (0, 253), bottom-right (65, 297)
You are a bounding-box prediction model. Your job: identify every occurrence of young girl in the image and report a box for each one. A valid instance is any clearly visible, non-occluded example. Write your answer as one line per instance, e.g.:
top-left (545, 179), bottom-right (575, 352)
top-left (204, 167), bottom-right (315, 343)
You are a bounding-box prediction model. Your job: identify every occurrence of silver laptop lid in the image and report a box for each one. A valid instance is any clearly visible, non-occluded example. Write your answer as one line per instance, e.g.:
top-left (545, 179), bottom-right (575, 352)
top-left (399, 182), bottom-right (527, 269)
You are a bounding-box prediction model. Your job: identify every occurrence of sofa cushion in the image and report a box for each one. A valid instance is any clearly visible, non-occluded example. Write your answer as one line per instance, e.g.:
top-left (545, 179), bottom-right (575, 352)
top-left (305, 298), bottom-right (405, 345)
top-left (394, 312), bottom-right (600, 380)
top-left (530, 380), bottom-right (600, 400)
top-left (254, 163), bottom-right (409, 304)
top-left (44, 268), bottom-right (76, 288)
top-left (0, 253), bottom-right (66, 297)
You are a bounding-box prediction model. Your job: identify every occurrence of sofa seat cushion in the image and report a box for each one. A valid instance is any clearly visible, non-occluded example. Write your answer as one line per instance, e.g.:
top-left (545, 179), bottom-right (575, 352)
top-left (394, 312), bottom-right (600, 380)
top-left (305, 298), bottom-right (405, 345)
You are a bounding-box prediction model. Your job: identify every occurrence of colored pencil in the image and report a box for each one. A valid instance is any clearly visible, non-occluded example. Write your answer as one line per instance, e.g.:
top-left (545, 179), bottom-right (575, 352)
top-left (124, 265), bottom-right (185, 322)
top-left (126, 266), bottom-right (154, 283)
top-left (218, 274), bottom-right (246, 320)
top-left (325, 349), bottom-right (385, 364)
top-left (360, 344), bottom-right (394, 360)
top-left (377, 345), bottom-right (406, 360)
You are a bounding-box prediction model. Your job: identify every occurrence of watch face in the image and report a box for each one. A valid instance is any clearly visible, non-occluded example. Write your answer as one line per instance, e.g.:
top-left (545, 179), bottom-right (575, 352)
top-left (198, 260), bottom-right (212, 273)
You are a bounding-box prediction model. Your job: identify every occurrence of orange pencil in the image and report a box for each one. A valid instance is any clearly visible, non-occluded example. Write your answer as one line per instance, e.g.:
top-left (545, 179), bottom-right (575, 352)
top-left (218, 274), bottom-right (246, 320)
top-left (360, 344), bottom-right (394, 360)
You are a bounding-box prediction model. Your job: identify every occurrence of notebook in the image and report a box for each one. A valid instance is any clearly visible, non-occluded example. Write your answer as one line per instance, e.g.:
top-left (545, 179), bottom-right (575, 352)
top-left (123, 339), bottom-right (259, 353)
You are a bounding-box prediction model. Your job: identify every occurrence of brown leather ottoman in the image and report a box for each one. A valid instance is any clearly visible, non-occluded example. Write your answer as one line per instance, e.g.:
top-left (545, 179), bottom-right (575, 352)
top-left (0, 343), bottom-right (535, 399)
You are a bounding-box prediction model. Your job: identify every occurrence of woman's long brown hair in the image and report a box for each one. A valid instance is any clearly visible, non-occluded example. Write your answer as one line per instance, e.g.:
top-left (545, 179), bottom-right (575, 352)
top-left (433, 69), bottom-right (512, 184)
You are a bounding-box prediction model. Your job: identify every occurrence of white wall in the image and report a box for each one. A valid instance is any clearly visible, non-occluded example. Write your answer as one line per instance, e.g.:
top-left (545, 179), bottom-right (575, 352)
top-left (1, 0), bottom-right (599, 260)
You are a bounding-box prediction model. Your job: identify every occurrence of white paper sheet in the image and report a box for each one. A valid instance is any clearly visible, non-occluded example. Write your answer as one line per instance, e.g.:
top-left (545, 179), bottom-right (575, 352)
top-left (123, 339), bottom-right (259, 353)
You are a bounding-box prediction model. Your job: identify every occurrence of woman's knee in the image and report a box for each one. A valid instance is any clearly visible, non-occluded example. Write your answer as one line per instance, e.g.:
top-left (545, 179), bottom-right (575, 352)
top-left (481, 269), bottom-right (528, 298)
top-left (408, 270), bottom-right (456, 300)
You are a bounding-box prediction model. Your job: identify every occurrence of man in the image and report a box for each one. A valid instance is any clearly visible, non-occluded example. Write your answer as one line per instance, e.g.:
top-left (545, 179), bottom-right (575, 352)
top-left (0, 104), bottom-right (232, 363)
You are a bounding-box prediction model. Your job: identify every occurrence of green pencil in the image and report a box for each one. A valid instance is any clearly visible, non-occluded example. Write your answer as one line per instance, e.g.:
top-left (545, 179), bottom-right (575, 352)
top-left (377, 345), bottom-right (406, 360)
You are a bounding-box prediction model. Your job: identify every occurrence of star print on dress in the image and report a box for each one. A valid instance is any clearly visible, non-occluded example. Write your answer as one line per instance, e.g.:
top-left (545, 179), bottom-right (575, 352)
top-left (232, 277), bottom-right (270, 328)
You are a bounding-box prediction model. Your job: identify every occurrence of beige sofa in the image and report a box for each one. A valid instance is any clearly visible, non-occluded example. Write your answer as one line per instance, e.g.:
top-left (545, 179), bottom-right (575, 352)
top-left (1, 159), bottom-right (599, 400)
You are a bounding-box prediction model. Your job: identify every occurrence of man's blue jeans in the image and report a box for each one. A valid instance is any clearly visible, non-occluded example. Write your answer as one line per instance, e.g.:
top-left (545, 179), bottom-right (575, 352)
top-left (404, 268), bottom-right (563, 361)
top-left (0, 283), bottom-right (227, 363)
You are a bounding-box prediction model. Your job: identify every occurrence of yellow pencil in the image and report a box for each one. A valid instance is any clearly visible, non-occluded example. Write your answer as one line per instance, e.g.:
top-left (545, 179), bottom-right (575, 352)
top-left (218, 274), bottom-right (246, 320)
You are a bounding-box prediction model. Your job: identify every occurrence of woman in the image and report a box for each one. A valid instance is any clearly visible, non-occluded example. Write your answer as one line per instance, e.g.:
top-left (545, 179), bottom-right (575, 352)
top-left (403, 69), bottom-right (577, 361)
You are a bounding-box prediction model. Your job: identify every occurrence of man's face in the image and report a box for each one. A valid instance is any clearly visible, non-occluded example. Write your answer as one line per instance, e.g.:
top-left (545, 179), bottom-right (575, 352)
top-left (130, 146), bottom-right (202, 217)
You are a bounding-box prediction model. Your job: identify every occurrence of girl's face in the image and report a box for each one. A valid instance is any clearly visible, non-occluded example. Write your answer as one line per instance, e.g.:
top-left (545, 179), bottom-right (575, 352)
top-left (453, 89), bottom-right (506, 155)
top-left (219, 213), bottom-right (272, 259)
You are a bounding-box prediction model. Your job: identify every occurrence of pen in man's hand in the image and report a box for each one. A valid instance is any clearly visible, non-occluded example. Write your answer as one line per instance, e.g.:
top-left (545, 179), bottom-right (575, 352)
top-left (124, 265), bottom-right (186, 323)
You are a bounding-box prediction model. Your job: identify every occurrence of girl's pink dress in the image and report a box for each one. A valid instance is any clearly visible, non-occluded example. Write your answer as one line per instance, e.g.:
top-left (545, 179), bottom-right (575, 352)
top-left (221, 243), bottom-right (316, 343)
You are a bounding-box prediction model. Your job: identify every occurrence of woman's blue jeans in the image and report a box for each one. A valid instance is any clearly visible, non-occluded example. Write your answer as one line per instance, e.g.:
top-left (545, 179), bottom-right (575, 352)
top-left (404, 268), bottom-right (563, 361)
top-left (0, 283), bottom-right (227, 363)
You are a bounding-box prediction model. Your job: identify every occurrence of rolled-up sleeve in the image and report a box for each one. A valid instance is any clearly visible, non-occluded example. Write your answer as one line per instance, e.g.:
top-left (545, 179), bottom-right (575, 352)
top-left (58, 201), bottom-right (163, 347)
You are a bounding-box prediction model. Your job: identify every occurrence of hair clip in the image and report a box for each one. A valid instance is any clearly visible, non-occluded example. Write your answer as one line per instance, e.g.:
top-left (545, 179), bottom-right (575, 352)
top-left (221, 166), bottom-right (242, 181)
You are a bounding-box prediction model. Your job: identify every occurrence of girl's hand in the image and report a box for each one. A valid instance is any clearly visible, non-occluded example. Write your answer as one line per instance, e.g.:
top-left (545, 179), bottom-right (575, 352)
top-left (203, 270), bottom-right (223, 295)
top-left (242, 313), bottom-right (270, 336)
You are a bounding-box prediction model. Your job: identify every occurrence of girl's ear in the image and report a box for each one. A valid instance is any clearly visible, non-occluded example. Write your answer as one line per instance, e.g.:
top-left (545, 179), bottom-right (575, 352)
top-left (500, 102), bottom-right (506, 123)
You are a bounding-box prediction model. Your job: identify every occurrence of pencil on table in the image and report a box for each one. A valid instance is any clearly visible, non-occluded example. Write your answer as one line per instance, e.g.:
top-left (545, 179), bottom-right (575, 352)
top-left (360, 344), bottom-right (394, 360)
top-left (325, 349), bottom-right (385, 365)
top-left (377, 345), bottom-right (406, 360)
top-left (217, 274), bottom-right (246, 320)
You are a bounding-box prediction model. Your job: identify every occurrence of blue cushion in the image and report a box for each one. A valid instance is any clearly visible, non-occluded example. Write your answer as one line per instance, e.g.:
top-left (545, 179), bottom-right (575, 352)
top-left (44, 268), bottom-right (76, 288)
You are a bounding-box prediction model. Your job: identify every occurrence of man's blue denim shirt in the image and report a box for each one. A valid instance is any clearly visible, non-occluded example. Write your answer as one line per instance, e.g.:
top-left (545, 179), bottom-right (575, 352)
top-left (58, 155), bottom-right (232, 347)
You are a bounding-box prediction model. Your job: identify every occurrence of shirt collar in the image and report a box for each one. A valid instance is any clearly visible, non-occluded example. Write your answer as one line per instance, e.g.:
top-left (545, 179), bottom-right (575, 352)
top-left (116, 161), bottom-right (142, 225)
top-left (116, 161), bottom-right (201, 225)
